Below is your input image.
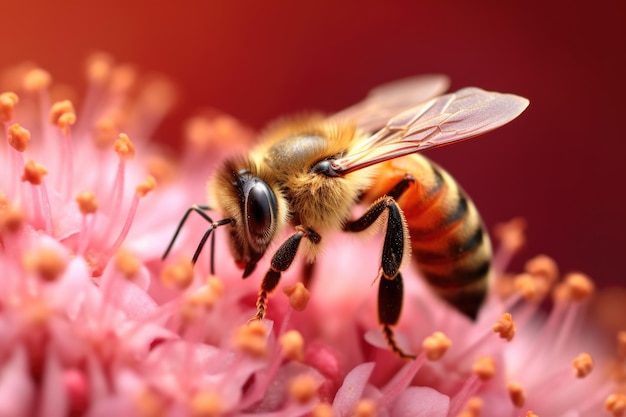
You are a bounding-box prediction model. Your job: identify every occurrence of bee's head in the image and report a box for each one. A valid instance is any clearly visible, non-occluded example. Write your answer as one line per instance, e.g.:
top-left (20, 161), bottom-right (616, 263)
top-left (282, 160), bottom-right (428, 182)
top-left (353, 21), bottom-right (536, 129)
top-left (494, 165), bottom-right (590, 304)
top-left (212, 158), bottom-right (284, 278)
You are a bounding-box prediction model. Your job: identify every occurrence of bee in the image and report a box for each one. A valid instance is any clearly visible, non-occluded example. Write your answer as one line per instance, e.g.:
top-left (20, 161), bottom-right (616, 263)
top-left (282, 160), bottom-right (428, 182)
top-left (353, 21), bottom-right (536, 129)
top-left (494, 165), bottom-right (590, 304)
top-left (163, 76), bottom-right (529, 358)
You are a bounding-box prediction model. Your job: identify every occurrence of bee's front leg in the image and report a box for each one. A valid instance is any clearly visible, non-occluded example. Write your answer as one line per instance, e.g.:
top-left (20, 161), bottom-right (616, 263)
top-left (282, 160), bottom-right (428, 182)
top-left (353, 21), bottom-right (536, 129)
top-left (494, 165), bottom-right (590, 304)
top-left (346, 196), bottom-right (415, 359)
top-left (253, 226), bottom-right (320, 321)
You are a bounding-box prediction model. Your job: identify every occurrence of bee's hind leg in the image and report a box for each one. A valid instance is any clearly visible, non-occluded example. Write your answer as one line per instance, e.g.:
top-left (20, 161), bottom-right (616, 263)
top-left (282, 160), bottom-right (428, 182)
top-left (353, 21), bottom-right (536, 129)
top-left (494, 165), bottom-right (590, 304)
top-left (346, 196), bottom-right (415, 359)
top-left (253, 226), bottom-right (320, 321)
top-left (385, 173), bottom-right (416, 200)
top-left (379, 272), bottom-right (415, 359)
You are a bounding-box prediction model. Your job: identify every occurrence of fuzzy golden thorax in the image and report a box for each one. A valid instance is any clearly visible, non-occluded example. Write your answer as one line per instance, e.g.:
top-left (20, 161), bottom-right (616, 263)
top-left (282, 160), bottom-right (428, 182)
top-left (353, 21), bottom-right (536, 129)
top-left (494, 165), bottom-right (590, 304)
top-left (251, 115), bottom-right (375, 233)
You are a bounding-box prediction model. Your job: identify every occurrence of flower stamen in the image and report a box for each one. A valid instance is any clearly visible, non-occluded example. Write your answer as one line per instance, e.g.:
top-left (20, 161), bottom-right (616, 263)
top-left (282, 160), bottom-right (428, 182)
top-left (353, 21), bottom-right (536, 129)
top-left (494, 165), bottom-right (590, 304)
top-left (449, 357), bottom-right (495, 416)
top-left (23, 68), bottom-right (52, 93)
top-left (94, 118), bottom-right (117, 149)
top-left (493, 217), bottom-right (526, 274)
top-left (280, 330), bottom-right (305, 362)
top-left (353, 399), bottom-right (377, 417)
top-left (161, 257), bottom-right (194, 290)
top-left (548, 273), bottom-right (595, 355)
top-left (106, 133), bottom-right (135, 216)
top-left (189, 390), bottom-right (222, 417)
top-left (605, 393), bottom-right (626, 417)
top-left (22, 246), bottom-right (67, 282)
top-left (507, 381), bottom-right (526, 408)
top-left (493, 313), bottom-right (516, 341)
top-left (75, 191), bottom-right (98, 255)
top-left (22, 159), bottom-right (47, 185)
top-left (114, 248), bottom-right (141, 280)
top-left (563, 272), bottom-right (595, 302)
top-left (234, 321), bottom-right (268, 357)
top-left (0, 201), bottom-right (25, 240)
top-left (288, 374), bottom-right (318, 404)
top-left (180, 276), bottom-right (225, 323)
top-left (283, 282), bottom-right (311, 312)
top-left (7, 123), bottom-right (31, 152)
top-left (312, 402), bottom-right (335, 417)
top-left (525, 254), bottom-right (559, 286)
top-left (77, 53), bottom-right (114, 136)
top-left (93, 175), bottom-right (155, 276)
top-left (455, 397), bottom-right (483, 417)
top-left (572, 352), bottom-right (594, 378)
top-left (21, 159), bottom-right (53, 234)
top-left (49, 100), bottom-right (76, 198)
top-left (6, 123), bottom-right (30, 198)
top-left (473, 356), bottom-right (496, 381)
top-left (376, 332), bottom-right (451, 408)
top-left (422, 331), bottom-right (452, 361)
top-left (0, 91), bottom-right (19, 124)
top-left (49, 101), bottom-right (77, 135)
top-left (146, 154), bottom-right (178, 185)
top-left (134, 388), bottom-right (166, 417)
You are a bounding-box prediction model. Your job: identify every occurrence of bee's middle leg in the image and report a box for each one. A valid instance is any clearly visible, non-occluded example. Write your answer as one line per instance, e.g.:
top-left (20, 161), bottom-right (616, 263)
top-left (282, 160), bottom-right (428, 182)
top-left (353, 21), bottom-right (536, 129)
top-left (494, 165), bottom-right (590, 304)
top-left (253, 226), bottom-right (320, 321)
top-left (346, 196), bottom-right (415, 359)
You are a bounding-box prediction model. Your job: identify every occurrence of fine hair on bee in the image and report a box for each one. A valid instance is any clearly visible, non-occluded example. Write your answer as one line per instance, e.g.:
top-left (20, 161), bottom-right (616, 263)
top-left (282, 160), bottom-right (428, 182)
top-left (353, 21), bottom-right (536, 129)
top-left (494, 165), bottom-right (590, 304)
top-left (162, 75), bottom-right (529, 358)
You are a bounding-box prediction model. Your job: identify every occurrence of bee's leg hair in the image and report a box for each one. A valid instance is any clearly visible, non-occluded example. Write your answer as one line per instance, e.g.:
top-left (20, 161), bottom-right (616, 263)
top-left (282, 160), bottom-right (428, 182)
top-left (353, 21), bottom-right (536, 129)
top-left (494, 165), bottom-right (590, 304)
top-left (346, 197), bottom-right (415, 359)
top-left (253, 226), bottom-right (320, 321)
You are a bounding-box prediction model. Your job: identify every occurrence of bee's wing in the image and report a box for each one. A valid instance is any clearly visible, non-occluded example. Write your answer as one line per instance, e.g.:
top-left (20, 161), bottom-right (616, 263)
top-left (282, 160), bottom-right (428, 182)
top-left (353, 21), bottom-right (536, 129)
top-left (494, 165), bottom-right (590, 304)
top-left (330, 75), bottom-right (450, 133)
top-left (332, 87), bottom-right (530, 175)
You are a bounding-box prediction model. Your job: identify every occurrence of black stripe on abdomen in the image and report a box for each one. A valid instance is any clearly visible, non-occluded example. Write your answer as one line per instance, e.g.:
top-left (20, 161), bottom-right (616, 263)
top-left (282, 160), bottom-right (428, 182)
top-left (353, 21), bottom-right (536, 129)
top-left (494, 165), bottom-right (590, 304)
top-left (413, 225), bottom-right (485, 264)
top-left (421, 257), bottom-right (491, 289)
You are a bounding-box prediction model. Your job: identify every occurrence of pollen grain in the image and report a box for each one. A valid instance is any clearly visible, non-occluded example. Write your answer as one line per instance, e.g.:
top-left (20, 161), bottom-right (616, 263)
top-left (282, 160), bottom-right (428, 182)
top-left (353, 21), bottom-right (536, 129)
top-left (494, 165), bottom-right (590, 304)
top-left (422, 331), bottom-right (452, 361)
top-left (283, 282), bottom-right (311, 312)
top-left (22, 160), bottom-right (48, 185)
top-left (7, 123), bottom-right (31, 152)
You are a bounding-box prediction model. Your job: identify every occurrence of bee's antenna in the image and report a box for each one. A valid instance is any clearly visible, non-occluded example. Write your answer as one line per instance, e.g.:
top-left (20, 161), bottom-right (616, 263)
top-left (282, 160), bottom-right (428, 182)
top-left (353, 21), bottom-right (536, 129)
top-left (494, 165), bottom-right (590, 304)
top-left (192, 218), bottom-right (232, 273)
top-left (163, 204), bottom-right (232, 274)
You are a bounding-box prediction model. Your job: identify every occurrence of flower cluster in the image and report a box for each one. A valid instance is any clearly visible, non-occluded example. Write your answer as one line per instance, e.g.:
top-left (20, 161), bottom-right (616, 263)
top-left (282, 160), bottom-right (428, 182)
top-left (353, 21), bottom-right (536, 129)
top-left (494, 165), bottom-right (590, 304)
top-left (0, 55), bottom-right (622, 417)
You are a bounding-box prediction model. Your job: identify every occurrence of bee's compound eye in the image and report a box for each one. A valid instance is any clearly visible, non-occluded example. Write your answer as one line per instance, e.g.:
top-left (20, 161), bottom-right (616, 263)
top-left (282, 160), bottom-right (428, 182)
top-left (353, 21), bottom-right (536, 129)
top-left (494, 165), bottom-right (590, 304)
top-left (245, 180), bottom-right (277, 239)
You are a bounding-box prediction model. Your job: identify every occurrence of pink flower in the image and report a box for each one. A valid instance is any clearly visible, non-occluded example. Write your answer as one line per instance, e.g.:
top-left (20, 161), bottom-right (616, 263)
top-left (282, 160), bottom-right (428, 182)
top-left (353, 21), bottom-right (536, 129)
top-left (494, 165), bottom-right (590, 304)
top-left (0, 56), bottom-right (622, 417)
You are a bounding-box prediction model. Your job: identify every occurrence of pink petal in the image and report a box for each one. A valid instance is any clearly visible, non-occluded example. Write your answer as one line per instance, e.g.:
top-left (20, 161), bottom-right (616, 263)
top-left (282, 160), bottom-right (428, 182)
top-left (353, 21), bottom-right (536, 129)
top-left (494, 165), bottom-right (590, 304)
top-left (50, 258), bottom-right (93, 320)
top-left (102, 269), bottom-right (158, 318)
top-left (0, 348), bottom-right (35, 417)
top-left (332, 362), bottom-right (375, 417)
top-left (39, 349), bottom-right (68, 417)
top-left (251, 362), bottom-right (324, 413)
top-left (85, 396), bottom-right (135, 417)
top-left (86, 354), bottom-right (109, 399)
top-left (389, 386), bottom-right (449, 417)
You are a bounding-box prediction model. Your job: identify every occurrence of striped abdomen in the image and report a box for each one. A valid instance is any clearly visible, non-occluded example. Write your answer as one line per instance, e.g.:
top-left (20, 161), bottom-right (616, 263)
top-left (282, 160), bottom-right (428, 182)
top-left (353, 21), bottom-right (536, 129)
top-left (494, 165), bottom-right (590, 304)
top-left (365, 154), bottom-right (492, 319)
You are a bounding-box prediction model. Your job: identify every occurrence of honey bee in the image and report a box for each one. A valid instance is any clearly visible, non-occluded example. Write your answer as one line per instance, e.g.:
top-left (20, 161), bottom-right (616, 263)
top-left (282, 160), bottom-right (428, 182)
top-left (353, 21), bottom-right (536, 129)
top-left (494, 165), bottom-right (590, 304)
top-left (163, 76), bottom-right (529, 358)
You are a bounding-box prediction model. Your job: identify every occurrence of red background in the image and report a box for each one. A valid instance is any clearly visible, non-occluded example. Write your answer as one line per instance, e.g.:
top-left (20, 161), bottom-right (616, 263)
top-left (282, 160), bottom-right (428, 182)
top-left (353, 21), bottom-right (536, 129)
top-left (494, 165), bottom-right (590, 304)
top-left (2, 1), bottom-right (625, 287)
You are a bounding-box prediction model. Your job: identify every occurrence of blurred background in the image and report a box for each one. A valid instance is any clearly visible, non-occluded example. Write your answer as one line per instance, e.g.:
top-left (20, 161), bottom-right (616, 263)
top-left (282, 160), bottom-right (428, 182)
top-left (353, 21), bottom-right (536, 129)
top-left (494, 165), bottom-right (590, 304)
top-left (1, 0), bottom-right (624, 287)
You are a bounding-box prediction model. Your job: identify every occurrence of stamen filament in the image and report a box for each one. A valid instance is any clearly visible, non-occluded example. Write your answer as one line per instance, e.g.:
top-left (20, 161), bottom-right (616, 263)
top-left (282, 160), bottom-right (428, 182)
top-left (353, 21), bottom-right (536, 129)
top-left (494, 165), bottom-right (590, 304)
top-left (8, 145), bottom-right (24, 200)
top-left (60, 133), bottom-right (74, 199)
top-left (76, 213), bottom-right (96, 256)
top-left (378, 352), bottom-right (427, 407)
top-left (38, 180), bottom-right (53, 236)
top-left (95, 192), bottom-right (140, 276)
top-left (550, 302), bottom-right (581, 357)
top-left (106, 157), bottom-right (126, 220)
top-left (448, 373), bottom-right (482, 417)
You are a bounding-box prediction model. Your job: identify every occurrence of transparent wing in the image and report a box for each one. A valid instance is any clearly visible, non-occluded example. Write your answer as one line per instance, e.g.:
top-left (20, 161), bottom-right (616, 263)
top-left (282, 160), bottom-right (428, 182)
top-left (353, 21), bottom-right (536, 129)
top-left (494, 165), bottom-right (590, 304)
top-left (332, 87), bottom-right (530, 175)
top-left (330, 74), bottom-right (450, 133)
